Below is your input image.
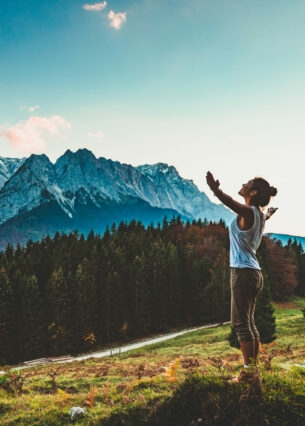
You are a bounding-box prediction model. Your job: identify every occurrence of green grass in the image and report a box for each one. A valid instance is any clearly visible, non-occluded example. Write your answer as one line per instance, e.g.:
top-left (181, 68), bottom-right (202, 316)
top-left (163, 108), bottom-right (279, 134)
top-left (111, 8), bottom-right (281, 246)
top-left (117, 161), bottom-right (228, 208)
top-left (1, 299), bottom-right (305, 425)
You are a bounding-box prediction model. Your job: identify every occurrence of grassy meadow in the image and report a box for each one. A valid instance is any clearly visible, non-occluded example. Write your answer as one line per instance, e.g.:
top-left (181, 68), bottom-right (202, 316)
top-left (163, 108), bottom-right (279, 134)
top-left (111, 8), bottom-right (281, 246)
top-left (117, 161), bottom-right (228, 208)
top-left (0, 298), bottom-right (305, 425)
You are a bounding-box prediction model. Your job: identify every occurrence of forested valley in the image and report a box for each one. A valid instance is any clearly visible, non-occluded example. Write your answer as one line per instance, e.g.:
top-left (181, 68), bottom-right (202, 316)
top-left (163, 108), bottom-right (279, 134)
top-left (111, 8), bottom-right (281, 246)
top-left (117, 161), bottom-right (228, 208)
top-left (0, 217), bottom-right (304, 365)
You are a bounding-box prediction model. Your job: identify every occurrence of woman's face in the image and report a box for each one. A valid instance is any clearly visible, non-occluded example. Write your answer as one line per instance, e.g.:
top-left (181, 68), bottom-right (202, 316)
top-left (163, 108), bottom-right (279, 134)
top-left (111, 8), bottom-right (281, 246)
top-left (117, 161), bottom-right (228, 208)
top-left (238, 179), bottom-right (255, 198)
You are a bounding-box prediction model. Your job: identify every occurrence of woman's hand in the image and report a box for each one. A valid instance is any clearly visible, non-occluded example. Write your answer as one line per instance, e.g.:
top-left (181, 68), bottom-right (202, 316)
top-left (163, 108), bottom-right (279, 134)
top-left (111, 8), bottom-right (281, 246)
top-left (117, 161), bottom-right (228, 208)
top-left (265, 207), bottom-right (278, 220)
top-left (206, 171), bottom-right (220, 193)
top-left (206, 171), bottom-right (251, 220)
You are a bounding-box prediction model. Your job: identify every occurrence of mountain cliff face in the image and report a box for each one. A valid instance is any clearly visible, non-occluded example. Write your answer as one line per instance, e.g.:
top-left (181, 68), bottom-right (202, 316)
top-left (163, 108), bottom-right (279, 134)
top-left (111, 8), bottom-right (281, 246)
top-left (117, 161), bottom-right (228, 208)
top-left (0, 149), bottom-right (233, 248)
top-left (0, 156), bottom-right (25, 190)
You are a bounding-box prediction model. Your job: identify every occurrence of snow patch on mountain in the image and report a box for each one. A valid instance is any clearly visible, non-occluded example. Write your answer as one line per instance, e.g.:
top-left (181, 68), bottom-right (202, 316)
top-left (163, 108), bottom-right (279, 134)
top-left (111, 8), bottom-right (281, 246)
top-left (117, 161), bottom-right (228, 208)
top-left (137, 162), bottom-right (230, 221)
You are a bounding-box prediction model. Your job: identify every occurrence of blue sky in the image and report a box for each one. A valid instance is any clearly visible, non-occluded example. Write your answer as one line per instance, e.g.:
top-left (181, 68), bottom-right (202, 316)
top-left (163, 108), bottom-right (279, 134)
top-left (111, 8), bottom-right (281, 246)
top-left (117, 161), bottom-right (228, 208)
top-left (1, 0), bottom-right (305, 236)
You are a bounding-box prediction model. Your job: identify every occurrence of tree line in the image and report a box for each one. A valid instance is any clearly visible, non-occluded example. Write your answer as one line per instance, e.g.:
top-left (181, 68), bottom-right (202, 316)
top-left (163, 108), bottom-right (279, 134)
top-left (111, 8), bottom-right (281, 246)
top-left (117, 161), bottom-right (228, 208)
top-left (0, 217), bottom-right (304, 365)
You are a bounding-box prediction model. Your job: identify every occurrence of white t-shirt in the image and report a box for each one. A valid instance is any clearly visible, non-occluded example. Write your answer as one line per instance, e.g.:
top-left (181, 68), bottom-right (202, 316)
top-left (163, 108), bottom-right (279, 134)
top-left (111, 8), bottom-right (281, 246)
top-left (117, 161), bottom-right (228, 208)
top-left (229, 206), bottom-right (265, 269)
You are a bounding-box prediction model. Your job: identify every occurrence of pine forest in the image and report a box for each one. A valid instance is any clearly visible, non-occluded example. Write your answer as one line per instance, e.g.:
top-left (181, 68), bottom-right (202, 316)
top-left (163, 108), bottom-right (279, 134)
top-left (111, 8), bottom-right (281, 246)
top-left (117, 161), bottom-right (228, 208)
top-left (0, 217), bottom-right (304, 366)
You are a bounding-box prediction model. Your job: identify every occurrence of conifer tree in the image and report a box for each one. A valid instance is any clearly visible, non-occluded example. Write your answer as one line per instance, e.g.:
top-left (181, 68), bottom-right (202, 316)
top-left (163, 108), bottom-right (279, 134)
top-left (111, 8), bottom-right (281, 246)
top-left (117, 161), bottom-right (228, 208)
top-left (19, 274), bottom-right (45, 360)
top-left (46, 267), bottom-right (72, 355)
top-left (287, 239), bottom-right (305, 296)
top-left (263, 237), bottom-right (298, 301)
top-left (181, 244), bottom-right (211, 325)
top-left (165, 242), bottom-right (182, 327)
top-left (254, 270), bottom-right (276, 343)
top-left (104, 270), bottom-right (125, 340)
top-left (74, 257), bottom-right (98, 350)
top-left (131, 253), bottom-right (152, 336)
top-left (201, 248), bottom-right (230, 323)
top-left (0, 267), bottom-right (15, 364)
top-left (148, 239), bottom-right (168, 331)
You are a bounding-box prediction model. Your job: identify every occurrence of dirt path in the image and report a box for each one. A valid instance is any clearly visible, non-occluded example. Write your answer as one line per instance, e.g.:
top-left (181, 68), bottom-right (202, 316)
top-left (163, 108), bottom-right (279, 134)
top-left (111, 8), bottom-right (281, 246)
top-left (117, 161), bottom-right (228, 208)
top-left (1, 321), bottom-right (229, 373)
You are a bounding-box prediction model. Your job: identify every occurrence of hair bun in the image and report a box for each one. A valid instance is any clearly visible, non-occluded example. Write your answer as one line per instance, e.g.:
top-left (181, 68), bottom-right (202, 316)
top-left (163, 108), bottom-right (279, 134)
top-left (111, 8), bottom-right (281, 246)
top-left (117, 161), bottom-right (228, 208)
top-left (270, 186), bottom-right (277, 196)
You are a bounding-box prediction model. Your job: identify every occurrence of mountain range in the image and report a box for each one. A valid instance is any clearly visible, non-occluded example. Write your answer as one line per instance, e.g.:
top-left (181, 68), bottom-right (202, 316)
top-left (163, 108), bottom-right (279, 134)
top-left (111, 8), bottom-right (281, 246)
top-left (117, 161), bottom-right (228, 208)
top-left (0, 149), bottom-right (234, 249)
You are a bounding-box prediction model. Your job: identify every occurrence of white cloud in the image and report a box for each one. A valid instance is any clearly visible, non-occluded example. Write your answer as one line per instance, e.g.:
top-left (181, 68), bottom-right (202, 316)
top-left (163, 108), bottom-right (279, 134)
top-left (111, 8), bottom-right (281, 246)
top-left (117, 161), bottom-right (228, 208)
top-left (28, 105), bottom-right (40, 113)
top-left (20, 104), bottom-right (40, 113)
top-left (108, 10), bottom-right (127, 29)
top-left (83, 3), bottom-right (127, 30)
top-left (88, 130), bottom-right (105, 140)
top-left (83, 2), bottom-right (107, 12)
top-left (4, 116), bottom-right (71, 153)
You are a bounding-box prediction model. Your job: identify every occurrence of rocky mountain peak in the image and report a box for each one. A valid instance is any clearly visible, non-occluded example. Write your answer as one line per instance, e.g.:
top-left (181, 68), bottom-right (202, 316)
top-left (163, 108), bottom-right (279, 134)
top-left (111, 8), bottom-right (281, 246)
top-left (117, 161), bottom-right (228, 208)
top-left (0, 149), bottom-right (234, 248)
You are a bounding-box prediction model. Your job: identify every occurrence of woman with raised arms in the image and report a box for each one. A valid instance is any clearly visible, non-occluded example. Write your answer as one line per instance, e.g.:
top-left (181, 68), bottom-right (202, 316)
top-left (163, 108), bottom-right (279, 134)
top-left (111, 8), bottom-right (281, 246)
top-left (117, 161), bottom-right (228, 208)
top-left (206, 171), bottom-right (277, 383)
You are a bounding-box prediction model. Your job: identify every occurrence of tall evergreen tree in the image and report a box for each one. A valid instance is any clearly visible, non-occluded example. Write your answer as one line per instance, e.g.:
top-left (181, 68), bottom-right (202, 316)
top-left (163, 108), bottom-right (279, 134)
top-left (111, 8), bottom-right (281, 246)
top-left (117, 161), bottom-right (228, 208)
top-left (0, 267), bottom-right (15, 364)
top-left (74, 257), bottom-right (98, 351)
top-left (201, 248), bottom-right (230, 323)
top-left (165, 242), bottom-right (182, 327)
top-left (254, 270), bottom-right (276, 343)
top-left (287, 239), bottom-right (305, 297)
top-left (46, 267), bottom-right (72, 355)
top-left (181, 244), bottom-right (211, 325)
top-left (147, 239), bottom-right (168, 331)
top-left (131, 253), bottom-right (152, 336)
top-left (19, 274), bottom-right (45, 360)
